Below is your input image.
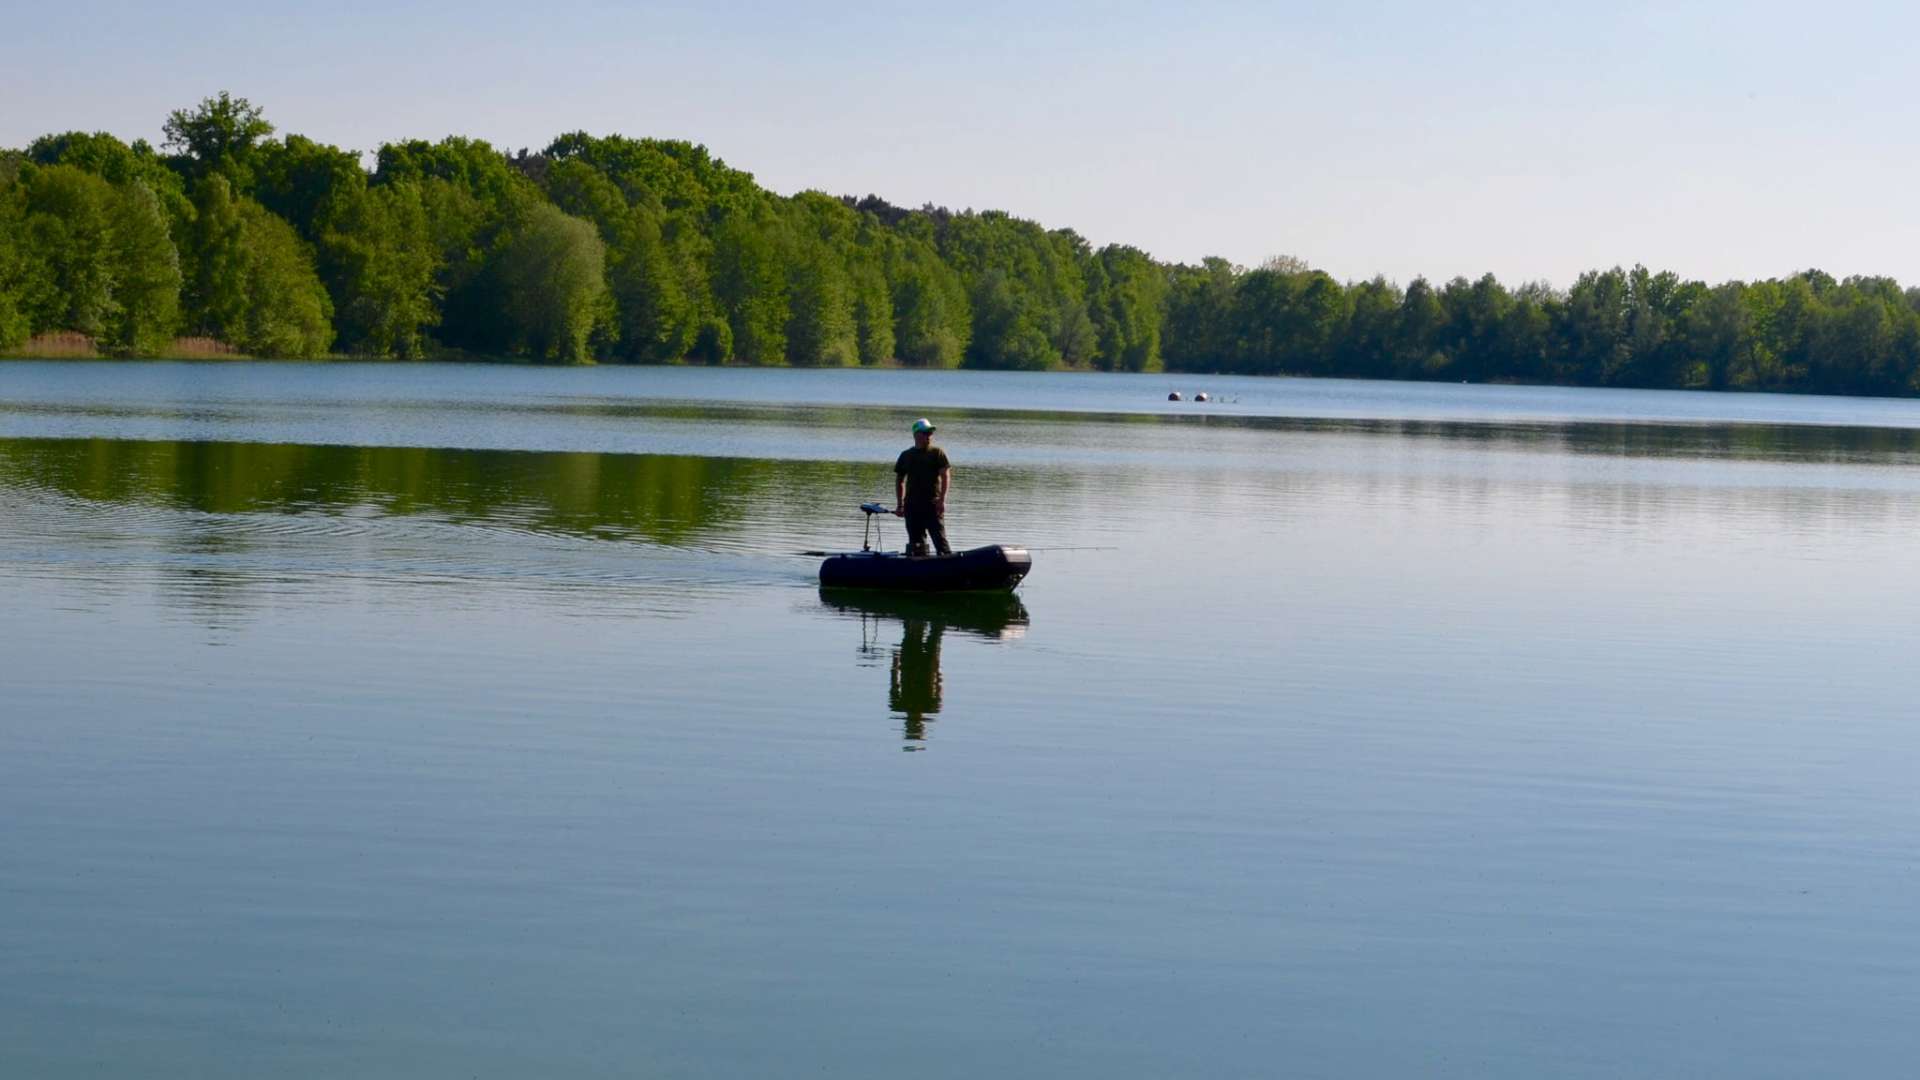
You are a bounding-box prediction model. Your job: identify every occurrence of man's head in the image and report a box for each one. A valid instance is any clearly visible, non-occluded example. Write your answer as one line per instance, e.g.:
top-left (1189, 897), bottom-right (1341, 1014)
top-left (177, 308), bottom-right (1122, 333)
top-left (911, 417), bottom-right (936, 447)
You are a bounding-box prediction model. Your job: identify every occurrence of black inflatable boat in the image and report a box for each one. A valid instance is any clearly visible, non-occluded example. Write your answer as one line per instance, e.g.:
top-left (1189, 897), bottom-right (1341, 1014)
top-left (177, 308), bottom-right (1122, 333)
top-left (817, 503), bottom-right (1032, 593)
top-left (819, 544), bottom-right (1032, 592)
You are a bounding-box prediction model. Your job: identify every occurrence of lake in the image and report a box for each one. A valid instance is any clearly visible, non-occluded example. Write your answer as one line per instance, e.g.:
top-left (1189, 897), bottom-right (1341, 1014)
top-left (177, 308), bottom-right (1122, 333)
top-left (4, 362), bottom-right (1919, 1078)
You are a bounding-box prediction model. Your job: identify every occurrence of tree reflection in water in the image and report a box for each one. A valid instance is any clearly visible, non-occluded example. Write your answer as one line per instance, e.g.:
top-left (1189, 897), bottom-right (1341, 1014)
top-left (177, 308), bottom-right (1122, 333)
top-left (818, 589), bottom-right (1029, 749)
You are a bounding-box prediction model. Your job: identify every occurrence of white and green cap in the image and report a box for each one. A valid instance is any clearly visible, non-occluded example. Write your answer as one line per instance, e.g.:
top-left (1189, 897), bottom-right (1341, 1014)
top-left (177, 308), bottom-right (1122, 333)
top-left (911, 417), bottom-right (937, 434)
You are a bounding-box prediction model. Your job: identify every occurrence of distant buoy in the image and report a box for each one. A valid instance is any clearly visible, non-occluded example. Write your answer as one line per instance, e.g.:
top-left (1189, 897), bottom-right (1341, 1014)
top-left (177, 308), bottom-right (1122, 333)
top-left (1194, 392), bottom-right (1209, 402)
top-left (1167, 391), bottom-right (1182, 401)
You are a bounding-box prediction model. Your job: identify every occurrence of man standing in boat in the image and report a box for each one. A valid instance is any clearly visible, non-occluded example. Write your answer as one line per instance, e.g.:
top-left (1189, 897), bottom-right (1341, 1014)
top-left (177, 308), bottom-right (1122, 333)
top-left (894, 418), bottom-right (952, 557)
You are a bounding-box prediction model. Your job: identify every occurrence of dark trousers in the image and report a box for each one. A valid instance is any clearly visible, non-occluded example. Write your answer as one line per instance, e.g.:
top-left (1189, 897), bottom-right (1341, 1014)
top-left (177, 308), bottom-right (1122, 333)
top-left (904, 506), bottom-right (951, 556)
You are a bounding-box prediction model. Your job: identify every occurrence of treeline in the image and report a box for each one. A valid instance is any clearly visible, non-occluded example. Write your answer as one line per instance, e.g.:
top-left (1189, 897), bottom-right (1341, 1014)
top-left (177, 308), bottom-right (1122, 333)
top-left (0, 93), bottom-right (1154, 370)
top-left (4, 93), bottom-right (1920, 397)
top-left (1165, 259), bottom-right (1920, 396)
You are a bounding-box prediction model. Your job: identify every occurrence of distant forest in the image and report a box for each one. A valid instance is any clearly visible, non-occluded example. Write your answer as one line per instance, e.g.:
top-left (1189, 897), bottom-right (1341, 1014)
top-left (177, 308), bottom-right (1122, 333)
top-left (5, 93), bottom-right (1920, 396)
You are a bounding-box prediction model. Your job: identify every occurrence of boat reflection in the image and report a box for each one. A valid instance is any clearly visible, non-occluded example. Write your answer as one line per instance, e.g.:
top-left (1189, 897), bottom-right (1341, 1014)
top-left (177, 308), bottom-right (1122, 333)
top-left (818, 589), bottom-right (1029, 749)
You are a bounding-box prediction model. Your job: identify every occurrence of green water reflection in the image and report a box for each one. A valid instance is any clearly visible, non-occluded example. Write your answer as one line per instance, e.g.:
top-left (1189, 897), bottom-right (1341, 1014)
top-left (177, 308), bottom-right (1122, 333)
top-left (0, 435), bottom-right (1081, 551)
top-left (0, 437), bottom-right (816, 546)
top-left (1334, 417), bottom-right (1920, 463)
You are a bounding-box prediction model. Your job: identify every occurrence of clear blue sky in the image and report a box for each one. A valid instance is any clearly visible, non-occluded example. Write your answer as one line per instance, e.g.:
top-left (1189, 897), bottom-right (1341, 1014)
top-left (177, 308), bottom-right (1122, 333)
top-left (7, 0), bottom-right (1917, 288)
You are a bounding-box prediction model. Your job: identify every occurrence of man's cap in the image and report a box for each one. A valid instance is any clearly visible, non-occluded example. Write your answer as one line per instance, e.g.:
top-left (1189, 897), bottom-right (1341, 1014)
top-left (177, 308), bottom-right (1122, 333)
top-left (911, 418), bottom-right (936, 434)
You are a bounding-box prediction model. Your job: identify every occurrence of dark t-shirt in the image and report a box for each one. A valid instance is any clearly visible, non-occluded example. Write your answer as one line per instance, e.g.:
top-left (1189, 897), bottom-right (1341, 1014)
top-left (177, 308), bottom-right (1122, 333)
top-left (895, 445), bottom-right (950, 508)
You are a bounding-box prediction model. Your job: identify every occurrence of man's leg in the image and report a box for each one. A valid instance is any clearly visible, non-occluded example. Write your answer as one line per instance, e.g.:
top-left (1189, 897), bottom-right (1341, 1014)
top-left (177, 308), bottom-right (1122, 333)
top-left (926, 513), bottom-right (951, 556)
top-left (905, 512), bottom-right (929, 556)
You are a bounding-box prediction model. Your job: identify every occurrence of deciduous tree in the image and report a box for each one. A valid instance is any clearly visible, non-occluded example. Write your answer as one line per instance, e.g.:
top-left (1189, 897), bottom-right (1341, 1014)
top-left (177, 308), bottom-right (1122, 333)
top-left (499, 203), bottom-right (608, 363)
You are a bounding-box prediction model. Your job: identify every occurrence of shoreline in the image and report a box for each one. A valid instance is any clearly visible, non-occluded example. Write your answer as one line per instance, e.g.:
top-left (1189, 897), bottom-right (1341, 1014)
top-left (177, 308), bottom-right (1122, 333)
top-left (7, 350), bottom-right (1920, 406)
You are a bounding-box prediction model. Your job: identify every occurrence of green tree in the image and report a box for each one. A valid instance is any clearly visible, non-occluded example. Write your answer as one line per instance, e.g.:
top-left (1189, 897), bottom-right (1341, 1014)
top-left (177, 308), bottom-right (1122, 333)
top-left (1731, 280), bottom-right (1793, 389)
top-left (1674, 282), bottom-right (1746, 390)
top-left (11, 162), bottom-right (185, 352)
top-left (607, 204), bottom-right (697, 362)
top-left (969, 268), bottom-right (1057, 370)
top-left (1338, 276), bottom-right (1401, 379)
top-left (710, 205), bottom-right (787, 364)
top-left (544, 132), bottom-right (761, 221)
top-left (18, 164), bottom-right (119, 336)
top-left (253, 135), bottom-right (366, 241)
top-left (784, 238), bottom-right (858, 366)
top-left (377, 137), bottom-right (541, 355)
top-left (541, 158), bottom-right (629, 235)
top-left (1223, 266), bottom-right (1346, 375)
top-left (0, 186), bottom-right (32, 349)
top-left (888, 241), bottom-right (969, 368)
top-left (1498, 283), bottom-right (1556, 384)
top-left (1162, 257), bottom-right (1239, 372)
top-left (182, 176), bottom-right (332, 357)
top-left (499, 203), bottom-right (608, 362)
top-left (1555, 268), bottom-right (1631, 384)
top-left (27, 131), bottom-right (190, 228)
top-left (1049, 295), bottom-right (1096, 367)
top-left (933, 209), bottom-right (1084, 369)
top-left (104, 180), bottom-right (182, 355)
top-left (1394, 277), bottom-right (1445, 377)
top-left (1763, 275), bottom-right (1821, 390)
top-left (850, 261), bottom-right (894, 365)
top-left (232, 198), bottom-right (333, 358)
top-left (182, 174), bottom-right (246, 335)
top-left (321, 181), bottom-right (440, 357)
top-left (1089, 245), bottom-right (1168, 372)
top-left (163, 92), bottom-right (275, 188)
top-left (1610, 265), bottom-right (1687, 387)
top-left (779, 195), bottom-right (861, 366)
top-left (1436, 274), bottom-right (1512, 381)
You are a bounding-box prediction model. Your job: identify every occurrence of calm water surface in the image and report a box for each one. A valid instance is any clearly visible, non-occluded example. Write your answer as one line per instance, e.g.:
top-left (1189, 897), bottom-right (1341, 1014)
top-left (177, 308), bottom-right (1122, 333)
top-left (4, 363), bottom-right (1919, 1078)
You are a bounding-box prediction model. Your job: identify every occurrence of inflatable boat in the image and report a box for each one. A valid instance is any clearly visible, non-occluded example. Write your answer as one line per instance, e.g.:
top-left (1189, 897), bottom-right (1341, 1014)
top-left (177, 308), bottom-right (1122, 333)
top-left (819, 544), bottom-right (1032, 592)
top-left (816, 503), bottom-right (1032, 593)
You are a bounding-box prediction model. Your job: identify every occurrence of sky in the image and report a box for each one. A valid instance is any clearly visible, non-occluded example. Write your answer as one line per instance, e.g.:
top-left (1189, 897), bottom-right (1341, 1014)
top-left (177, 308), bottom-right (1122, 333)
top-left (6, 0), bottom-right (1919, 288)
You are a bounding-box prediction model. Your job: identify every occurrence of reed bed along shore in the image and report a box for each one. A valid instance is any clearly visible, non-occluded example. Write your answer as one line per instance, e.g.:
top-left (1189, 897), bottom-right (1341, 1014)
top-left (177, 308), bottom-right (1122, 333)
top-left (3, 332), bottom-right (250, 361)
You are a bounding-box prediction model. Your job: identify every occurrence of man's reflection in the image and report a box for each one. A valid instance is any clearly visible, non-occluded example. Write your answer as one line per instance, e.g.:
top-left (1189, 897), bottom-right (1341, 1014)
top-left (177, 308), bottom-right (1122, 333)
top-left (890, 618), bottom-right (944, 743)
top-left (820, 589), bottom-right (1029, 748)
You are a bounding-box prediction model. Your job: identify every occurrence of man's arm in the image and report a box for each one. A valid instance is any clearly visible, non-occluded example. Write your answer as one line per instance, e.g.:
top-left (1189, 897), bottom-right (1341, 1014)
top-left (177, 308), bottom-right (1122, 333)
top-left (894, 471), bottom-right (907, 516)
top-left (935, 466), bottom-right (950, 516)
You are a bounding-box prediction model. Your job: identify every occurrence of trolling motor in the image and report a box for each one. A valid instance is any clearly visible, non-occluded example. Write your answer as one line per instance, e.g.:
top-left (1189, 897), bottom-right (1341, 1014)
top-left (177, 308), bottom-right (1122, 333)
top-left (858, 502), bottom-right (893, 551)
